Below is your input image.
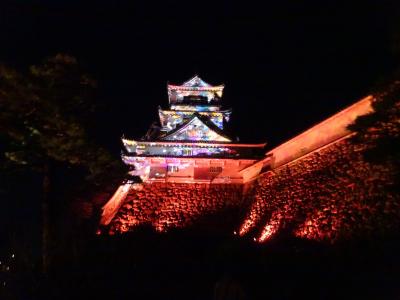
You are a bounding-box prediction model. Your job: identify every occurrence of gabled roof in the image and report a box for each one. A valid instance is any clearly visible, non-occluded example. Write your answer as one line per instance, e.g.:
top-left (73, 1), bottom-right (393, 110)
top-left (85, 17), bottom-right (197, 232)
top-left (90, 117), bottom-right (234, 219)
top-left (168, 75), bottom-right (224, 91)
top-left (182, 75), bottom-right (212, 88)
top-left (160, 113), bottom-right (232, 142)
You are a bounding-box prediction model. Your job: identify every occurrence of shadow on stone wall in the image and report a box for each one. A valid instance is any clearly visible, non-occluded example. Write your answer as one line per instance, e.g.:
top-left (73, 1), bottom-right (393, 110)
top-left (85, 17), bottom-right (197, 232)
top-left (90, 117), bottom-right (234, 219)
top-left (107, 182), bottom-right (256, 235)
top-left (240, 139), bottom-right (399, 243)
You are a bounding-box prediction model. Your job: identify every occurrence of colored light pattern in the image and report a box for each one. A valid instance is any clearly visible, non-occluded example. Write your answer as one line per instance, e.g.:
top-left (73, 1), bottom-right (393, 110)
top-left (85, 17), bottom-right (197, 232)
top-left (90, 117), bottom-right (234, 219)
top-left (162, 117), bottom-right (230, 142)
top-left (208, 115), bottom-right (223, 129)
top-left (122, 139), bottom-right (266, 151)
top-left (171, 146), bottom-right (233, 156)
top-left (170, 105), bottom-right (220, 112)
top-left (180, 75), bottom-right (213, 88)
top-left (168, 75), bottom-right (224, 104)
top-left (159, 110), bottom-right (228, 130)
top-left (122, 145), bottom-right (236, 160)
top-left (123, 156), bottom-right (152, 180)
top-left (113, 75), bottom-right (262, 197)
top-left (121, 75), bottom-right (238, 160)
top-left (160, 112), bottom-right (184, 131)
top-left (124, 153), bottom-right (235, 181)
top-left (169, 90), bottom-right (220, 104)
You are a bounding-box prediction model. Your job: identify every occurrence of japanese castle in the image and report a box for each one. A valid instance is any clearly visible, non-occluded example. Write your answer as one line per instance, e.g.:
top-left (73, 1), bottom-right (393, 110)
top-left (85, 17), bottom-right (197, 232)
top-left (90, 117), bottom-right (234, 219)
top-left (122, 75), bottom-right (267, 184)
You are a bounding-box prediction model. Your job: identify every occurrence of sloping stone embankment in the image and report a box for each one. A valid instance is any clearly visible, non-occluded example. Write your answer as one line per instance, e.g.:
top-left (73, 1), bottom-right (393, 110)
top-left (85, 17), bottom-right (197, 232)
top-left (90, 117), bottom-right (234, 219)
top-left (241, 139), bottom-right (399, 242)
top-left (109, 183), bottom-right (249, 234)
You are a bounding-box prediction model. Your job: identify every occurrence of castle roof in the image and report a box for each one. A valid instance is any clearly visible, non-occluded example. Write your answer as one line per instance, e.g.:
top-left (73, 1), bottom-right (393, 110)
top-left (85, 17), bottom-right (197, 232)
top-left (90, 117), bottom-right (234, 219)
top-left (168, 75), bottom-right (224, 92)
top-left (160, 113), bottom-right (232, 142)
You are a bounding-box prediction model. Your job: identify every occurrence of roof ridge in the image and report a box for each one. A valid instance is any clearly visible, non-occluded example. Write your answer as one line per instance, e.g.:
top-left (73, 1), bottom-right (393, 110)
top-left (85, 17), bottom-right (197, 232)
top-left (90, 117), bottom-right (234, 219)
top-left (168, 75), bottom-right (224, 89)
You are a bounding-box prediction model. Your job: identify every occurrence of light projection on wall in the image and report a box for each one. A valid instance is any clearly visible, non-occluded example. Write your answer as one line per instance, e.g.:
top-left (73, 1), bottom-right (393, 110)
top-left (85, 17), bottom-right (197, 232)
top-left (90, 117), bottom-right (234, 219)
top-left (181, 75), bottom-right (214, 88)
top-left (170, 146), bottom-right (234, 157)
top-left (210, 115), bottom-right (223, 129)
top-left (159, 111), bottom-right (184, 131)
top-left (170, 105), bottom-right (220, 112)
top-left (162, 117), bottom-right (231, 142)
top-left (117, 75), bottom-right (265, 187)
top-left (122, 141), bottom-right (238, 159)
top-left (159, 110), bottom-right (230, 130)
top-left (168, 75), bottom-right (225, 104)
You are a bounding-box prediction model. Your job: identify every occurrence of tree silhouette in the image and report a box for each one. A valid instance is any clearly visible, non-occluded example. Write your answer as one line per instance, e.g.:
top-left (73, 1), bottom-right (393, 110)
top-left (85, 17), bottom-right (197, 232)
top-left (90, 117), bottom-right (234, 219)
top-left (0, 54), bottom-right (123, 273)
top-left (348, 80), bottom-right (400, 166)
top-left (347, 80), bottom-right (400, 207)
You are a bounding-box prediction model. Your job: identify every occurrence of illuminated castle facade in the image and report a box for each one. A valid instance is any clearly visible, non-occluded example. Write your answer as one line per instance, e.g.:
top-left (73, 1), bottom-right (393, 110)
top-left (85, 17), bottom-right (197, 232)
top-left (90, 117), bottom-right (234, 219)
top-left (122, 75), bottom-right (266, 184)
top-left (100, 82), bottom-right (385, 240)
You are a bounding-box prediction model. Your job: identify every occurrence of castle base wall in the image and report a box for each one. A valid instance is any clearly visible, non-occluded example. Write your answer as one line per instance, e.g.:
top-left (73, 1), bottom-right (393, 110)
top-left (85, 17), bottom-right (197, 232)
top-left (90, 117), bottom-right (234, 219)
top-left (107, 182), bottom-right (254, 234)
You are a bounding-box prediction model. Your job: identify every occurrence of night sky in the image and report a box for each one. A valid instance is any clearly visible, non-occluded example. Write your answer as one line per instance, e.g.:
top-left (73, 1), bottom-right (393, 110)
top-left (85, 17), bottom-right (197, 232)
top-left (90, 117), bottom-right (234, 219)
top-left (1, 0), bottom-right (399, 153)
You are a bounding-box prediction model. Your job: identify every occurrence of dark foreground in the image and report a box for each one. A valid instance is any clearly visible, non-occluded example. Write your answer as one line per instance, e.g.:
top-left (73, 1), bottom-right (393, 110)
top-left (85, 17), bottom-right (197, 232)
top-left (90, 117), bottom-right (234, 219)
top-left (2, 227), bottom-right (400, 300)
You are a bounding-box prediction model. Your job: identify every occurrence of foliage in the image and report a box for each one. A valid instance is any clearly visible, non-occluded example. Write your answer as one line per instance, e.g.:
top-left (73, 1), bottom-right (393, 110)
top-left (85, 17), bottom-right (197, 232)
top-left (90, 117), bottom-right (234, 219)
top-left (0, 54), bottom-right (123, 185)
top-left (348, 80), bottom-right (400, 169)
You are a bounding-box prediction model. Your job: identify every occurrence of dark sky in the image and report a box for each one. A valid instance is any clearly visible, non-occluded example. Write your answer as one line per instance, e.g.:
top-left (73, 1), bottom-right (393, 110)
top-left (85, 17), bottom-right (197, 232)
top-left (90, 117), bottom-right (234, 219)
top-left (1, 0), bottom-right (399, 152)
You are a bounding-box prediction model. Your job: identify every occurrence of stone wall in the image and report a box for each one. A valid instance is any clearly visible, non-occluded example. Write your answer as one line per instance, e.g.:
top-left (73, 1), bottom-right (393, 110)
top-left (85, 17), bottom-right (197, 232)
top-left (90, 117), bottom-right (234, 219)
top-left (239, 139), bottom-right (399, 243)
top-left (108, 182), bottom-right (251, 234)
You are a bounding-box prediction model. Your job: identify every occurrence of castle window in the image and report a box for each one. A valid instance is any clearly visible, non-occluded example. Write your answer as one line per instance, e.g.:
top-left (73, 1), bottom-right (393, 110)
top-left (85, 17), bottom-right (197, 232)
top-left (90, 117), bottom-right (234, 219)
top-left (182, 149), bottom-right (193, 156)
top-left (167, 165), bottom-right (179, 173)
top-left (209, 166), bottom-right (223, 173)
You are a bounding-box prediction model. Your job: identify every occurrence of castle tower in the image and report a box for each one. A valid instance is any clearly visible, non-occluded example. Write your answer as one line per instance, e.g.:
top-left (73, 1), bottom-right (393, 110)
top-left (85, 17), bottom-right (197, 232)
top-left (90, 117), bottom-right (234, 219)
top-left (121, 75), bottom-right (266, 184)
